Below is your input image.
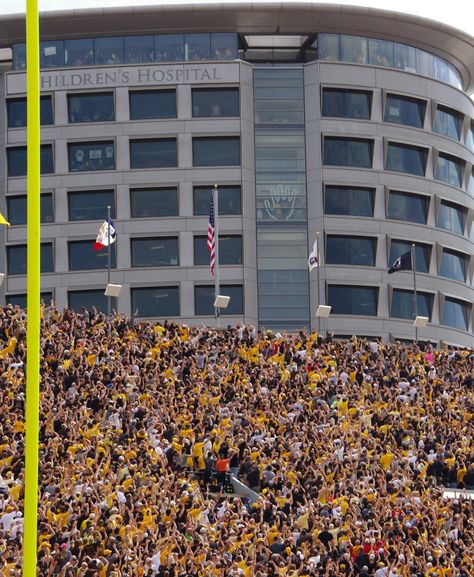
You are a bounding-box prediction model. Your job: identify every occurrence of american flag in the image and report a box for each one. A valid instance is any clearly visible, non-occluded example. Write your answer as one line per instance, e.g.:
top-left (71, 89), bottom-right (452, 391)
top-left (207, 197), bottom-right (216, 276)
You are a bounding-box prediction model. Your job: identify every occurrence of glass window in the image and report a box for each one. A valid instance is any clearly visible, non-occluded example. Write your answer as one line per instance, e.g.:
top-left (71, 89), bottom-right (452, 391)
top-left (384, 94), bottom-right (426, 128)
top-left (68, 190), bottom-right (115, 221)
top-left (433, 105), bottom-right (462, 140)
top-left (68, 290), bottom-right (114, 314)
top-left (154, 34), bottom-right (184, 62)
top-left (131, 286), bottom-right (179, 317)
top-left (328, 285), bottom-right (378, 315)
top-left (442, 297), bottom-right (470, 330)
top-left (7, 145), bottom-right (54, 177)
top-left (7, 96), bottom-right (54, 128)
top-left (185, 34), bottom-right (210, 61)
top-left (439, 248), bottom-right (468, 282)
top-left (68, 240), bottom-right (116, 271)
top-left (131, 237), bottom-right (179, 267)
top-left (7, 243), bottom-right (53, 275)
top-left (130, 139), bottom-right (177, 169)
top-left (465, 124), bottom-right (474, 153)
top-left (318, 34), bottom-right (339, 61)
top-left (434, 58), bottom-right (450, 83)
top-left (385, 142), bottom-right (427, 176)
top-left (437, 200), bottom-right (465, 234)
top-left (435, 152), bottom-right (464, 188)
top-left (193, 137), bottom-right (240, 166)
top-left (124, 35), bottom-right (154, 64)
top-left (68, 93), bottom-right (114, 123)
top-left (129, 90), bottom-right (176, 120)
top-left (393, 43), bottom-right (416, 72)
top-left (326, 235), bottom-right (376, 266)
top-left (194, 235), bottom-right (242, 266)
top-left (211, 33), bottom-right (237, 61)
top-left (254, 98), bottom-right (305, 124)
top-left (6, 292), bottom-right (53, 309)
top-left (193, 185), bottom-right (241, 215)
top-left (416, 49), bottom-right (434, 78)
top-left (68, 142), bottom-right (115, 172)
top-left (324, 185), bottom-right (374, 217)
top-left (323, 137), bottom-right (373, 168)
top-left (468, 169), bottom-right (474, 195)
top-left (387, 190), bottom-right (429, 224)
top-left (390, 240), bottom-right (431, 274)
top-left (340, 35), bottom-right (367, 64)
top-left (192, 88), bottom-right (239, 117)
top-left (12, 43), bottom-right (26, 70)
top-left (65, 38), bottom-right (94, 67)
top-left (390, 289), bottom-right (433, 320)
top-left (322, 88), bottom-right (372, 119)
top-left (7, 194), bottom-right (54, 225)
top-left (195, 285), bottom-right (243, 315)
top-left (94, 37), bottom-right (123, 65)
top-left (40, 41), bottom-right (64, 68)
top-left (131, 187), bottom-right (178, 218)
top-left (368, 38), bottom-right (393, 67)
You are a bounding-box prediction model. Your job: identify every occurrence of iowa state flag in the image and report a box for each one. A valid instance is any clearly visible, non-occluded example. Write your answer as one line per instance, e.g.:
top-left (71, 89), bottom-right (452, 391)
top-left (93, 219), bottom-right (116, 251)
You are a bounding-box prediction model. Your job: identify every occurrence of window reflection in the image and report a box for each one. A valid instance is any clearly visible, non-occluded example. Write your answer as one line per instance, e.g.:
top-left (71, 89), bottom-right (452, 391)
top-left (324, 185), bottom-right (374, 217)
top-left (7, 96), bottom-right (53, 128)
top-left (131, 237), bottom-right (179, 267)
top-left (195, 285), bottom-right (243, 315)
top-left (124, 36), bottom-right (154, 64)
top-left (326, 235), bottom-right (376, 266)
top-left (390, 241), bottom-right (431, 273)
top-left (318, 35), bottom-right (340, 60)
top-left (7, 145), bottom-right (54, 177)
top-left (322, 88), bottom-right (372, 119)
top-left (192, 88), bottom-right (239, 117)
top-left (391, 289), bottom-right (433, 320)
top-left (130, 139), bottom-right (177, 169)
top-left (211, 33), bottom-right (237, 60)
top-left (384, 94), bottom-right (425, 128)
top-left (194, 235), bottom-right (242, 265)
top-left (131, 188), bottom-right (179, 218)
top-left (324, 137), bottom-right (373, 168)
top-left (193, 186), bottom-right (241, 215)
top-left (154, 34), bottom-right (185, 62)
top-left (385, 142), bottom-right (427, 176)
top-left (328, 285), bottom-right (378, 316)
top-left (68, 190), bottom-right (115, 221)
top-left (340, 36), bottom-right (367, 63)
top-left (193, 137), bottom-right (240, 166)
top-left (435, 153), bottom-right (464, 188)
top-left (68, 142), bottom-right (115, 172)
top-left (442, 297), bottom-right (470, 330)
top-left (6, 292), bottom-right (53, 309)
top-left (8, 243), bottom-right (54, 275)
top-left (393, 43), bottom-right (416, 72)
top-left (69, 290), bottom-right (114, 314)
top-left (129, 90), bottom-right (177, 120)
top-left (68, 93), bottom-right (114, 123)
top-left (13, 43), bottom-right (26, 70)
top-left (131, 287), bottom-right (180, 317)
top-left (387, 190), bottom-right (429, 224)
top-left (439, 249), bottom-right (467, 282)
top-left (368, 38), bottom-right (393, 67)
top-left (69, 240), bottom-right (116, 271)
top-left (94, 37), bottom-right (123, 65)
top-left (437, 201), bottom-right (465, 234)
top-left (7, 194), bottom-right (54, 225)
top-left (433, 105), bottom-right (462, 140)
top-left (185, 34), bottom-right (210, 61)
top-left (65, 39), bottom-right (94, 67)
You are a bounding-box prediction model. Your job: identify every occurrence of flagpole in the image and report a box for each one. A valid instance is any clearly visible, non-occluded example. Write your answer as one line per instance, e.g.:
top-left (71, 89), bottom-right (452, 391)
top-left (107, 205), bottom-right (111, 318)
top-left (316, 231), bottom-right (321, 336)
top-left (213, 185), bottom-right (220, 328)
top-left (412, 243), bottom-right (418, 344)
top-left (24, 0), bottom-right (41, 574)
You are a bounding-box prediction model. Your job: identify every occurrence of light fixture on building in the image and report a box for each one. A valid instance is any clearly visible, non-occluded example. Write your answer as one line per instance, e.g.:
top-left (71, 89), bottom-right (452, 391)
top-left (104, 283), bottom-right (122, 297)
top-left (315, 305), bottom-right (331, 318)
top-left (214, 295), bottom-right (230, 309)
top-left (413, 315), bottom-right (429, 328)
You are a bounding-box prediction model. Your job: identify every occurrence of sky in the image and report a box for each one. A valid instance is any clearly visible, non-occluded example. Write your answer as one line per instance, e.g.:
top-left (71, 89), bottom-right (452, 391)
top-left (0, 0), bottom-right (473, 37)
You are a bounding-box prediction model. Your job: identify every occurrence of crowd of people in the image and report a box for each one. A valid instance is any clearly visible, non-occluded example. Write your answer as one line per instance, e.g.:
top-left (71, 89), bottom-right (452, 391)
top-left (0, 303), bottom-right (472, 577)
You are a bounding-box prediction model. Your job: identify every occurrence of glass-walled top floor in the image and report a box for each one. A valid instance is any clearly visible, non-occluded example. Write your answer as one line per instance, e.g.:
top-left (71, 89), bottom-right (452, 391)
top-left (11, 32), bottom-right (463, 90)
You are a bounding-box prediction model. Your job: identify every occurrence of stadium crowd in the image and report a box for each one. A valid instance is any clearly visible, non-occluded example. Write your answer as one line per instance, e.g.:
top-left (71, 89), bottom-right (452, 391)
top-left (0, 303), bottom-right (472, 577)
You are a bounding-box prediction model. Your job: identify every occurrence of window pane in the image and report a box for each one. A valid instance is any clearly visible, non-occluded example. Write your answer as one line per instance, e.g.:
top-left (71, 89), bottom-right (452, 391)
top-left (393, 43), bottom-right (416, 72)
top-left (69, 290), bottom-right (114, 314)
top-left (8, 243), bottom-right (53, 274)
top-left (131, 187), bottom-right (178, 218)
top-left (340, 35), bottom-right (367, 64)
top-left (437, 201), bottom-right (465, 234)
top-left (368, 38), bottom-right (393, 67)
top-left (417, 49), bottom-right (434, 77)
top-left (40, 41), bottom-right (64, 68)
top-left (466, 125), bottom-right (474, 153)
top-left (65, 38), bottom-right (94, 67)
top-left (442, 297), bottom-right (470, 330)
top-left (124, 35), bottom-right (154, 64)
top-left (192, 88), bottom-right (239, 117)
top-left (68, 93), bottom-right (114, 123)
top-left (322, 88), bottom-right (372, 119)
top-left (130, 139), bottom-right (177, 169)
top-left (129, 90), bottom-right (176, 120)
top-left (387, 190), bottom-right (429, 224)
top-left (390, 241), bottom-right (431, 273)
top-left (439, 249), bottom-right (467, 282)
top-left (69, 240), bottom-right (116, 271)
top-left (7, 145), bottom-right (54, 177)
top-left (193, 185), bottom-right (241, 215)
top-left (323, 137), bottom-right (373, 168)
top-left (68, 142), bottom-right (115, 172)
top-left (6, 292), bottom-right (53, 309)
top-left (12, 43), bottom-right (26, 70)
top-left (324, 185), bottom-right (374, 217)
top-left (384, 94), bottom-right (425, 128)
top-left (391, 289), bottom-right (433, 320)
top-left (193, 137), bottom-right (240, 166)
top-left (185, 34), bottom-right (210, 61)
top-left (211, 33), bottom-right (237, 60)
top-left (318, 34), bottom-right (339, 60)
top-left (434, 58), bottom-right (450, 83)
top-left (435, 153), bottom-right (464, 188)
top-left (254, 98), bottom-right (305, 124)
top-left (94, 37), bottom-right (123, 65)
top-left (7, 194), bottom-right (54, 225)
top-left (326, 236), bottom-right (376, 266)
top-left (154, 34), bottom-right (184, 62)
top-left (195, 285), bottom-right (243, 315)
top-left (385, 142), bottom-right (427, 176)
top-left (328, 285), bottom-right (378, 315)
top-left (131, 287), bottom-right (179, 317)
top-left (131, 237), bottom-right (179, 267)
top-left (194, 235), bottom-right (242, 265)
top-left (7, 96), bottom-right (53, 127)
top-left (433, 105), bottom-right (462, 140)
top-left (468, 169), bottom-right (474, 194)
top-left (68, 190), bottom-right (115, 221)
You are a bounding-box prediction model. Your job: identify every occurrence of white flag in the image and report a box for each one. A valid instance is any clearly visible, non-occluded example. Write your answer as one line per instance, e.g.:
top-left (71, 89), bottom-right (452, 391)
top-left (308, 238), bottom-right (319, 271)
